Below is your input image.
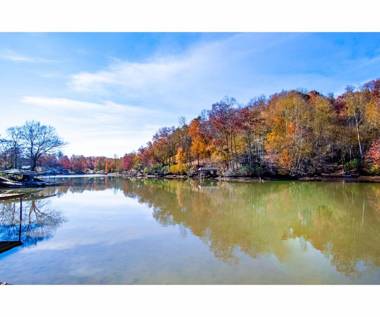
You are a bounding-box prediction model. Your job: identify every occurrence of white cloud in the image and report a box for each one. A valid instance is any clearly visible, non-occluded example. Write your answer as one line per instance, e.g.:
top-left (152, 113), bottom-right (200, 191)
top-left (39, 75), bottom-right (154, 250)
top-left (21, 96), bottom-right (156, 115)
top-left (70, 57), bottom-right (192, 92)
top-left (68, 52), bottom-right (209, 111)
top-left (17, 96), bottom-right (177, 156)
top-left (67, 35), bottom-right (241, 108)
top-left (68, 32), bottom-right (380, 119)
top-left (67, 33), bottom-right (310, 115)
top-left (0, 49), bottom-right (54, 63)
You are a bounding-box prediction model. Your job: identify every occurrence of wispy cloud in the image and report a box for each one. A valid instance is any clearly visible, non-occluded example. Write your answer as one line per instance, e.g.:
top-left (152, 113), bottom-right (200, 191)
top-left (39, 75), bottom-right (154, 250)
top-left (67, 33), bottom-right (318, 114)
top-left (69, 33), bottom-right (283, 91)
top-left (0, 49), bottom-right (55, 63)
top-left (21, 96), bottom-right (157, 115)
top-left (18, 96), bottom-right (177, 156)
top-left (68, 33), bottom-right (380, 116)
top-left (70, 58), bottom-right (190, 92)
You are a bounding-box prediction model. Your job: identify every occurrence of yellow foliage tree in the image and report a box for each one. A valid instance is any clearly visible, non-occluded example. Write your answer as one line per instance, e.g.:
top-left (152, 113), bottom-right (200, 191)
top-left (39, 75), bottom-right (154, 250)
top-left (169, 147), bottom-right (187, 174)
top-left (265, 92), bottom-right (312, 174)
top-left (188, 118), bottom-right (208, 166)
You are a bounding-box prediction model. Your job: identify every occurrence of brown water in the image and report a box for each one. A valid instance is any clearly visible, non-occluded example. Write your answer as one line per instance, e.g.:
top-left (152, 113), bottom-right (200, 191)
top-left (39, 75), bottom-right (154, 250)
top-left (1, 177), bottom-right (380, 284)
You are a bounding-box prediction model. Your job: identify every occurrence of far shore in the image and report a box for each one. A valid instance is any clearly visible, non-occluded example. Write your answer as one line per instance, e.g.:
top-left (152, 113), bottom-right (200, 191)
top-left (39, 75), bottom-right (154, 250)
top-left (34, 173), bottom-right (380, 183)
top-left (3, 170), bottom-right (380, 190)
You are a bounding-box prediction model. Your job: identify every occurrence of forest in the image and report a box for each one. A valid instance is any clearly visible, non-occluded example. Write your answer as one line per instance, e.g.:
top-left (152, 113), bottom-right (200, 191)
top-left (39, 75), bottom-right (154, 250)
top-left (1, 78), bottom-right (380, 178)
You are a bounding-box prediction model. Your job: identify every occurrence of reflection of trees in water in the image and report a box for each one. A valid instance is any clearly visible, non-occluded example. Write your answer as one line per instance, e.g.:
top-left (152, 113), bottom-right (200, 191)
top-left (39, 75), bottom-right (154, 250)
top-left (48, 176), bottom-right (121, 196)
top-left (0, 194), bottom-right (65, 248)
top-left (0, 201), bottom-right (21, 242)
top-left (9, 177), bottom-right (379, 276)
top-left (0, 177), bottom-right (124, 249)
top-left (117, 179), bottom-right (380, 276)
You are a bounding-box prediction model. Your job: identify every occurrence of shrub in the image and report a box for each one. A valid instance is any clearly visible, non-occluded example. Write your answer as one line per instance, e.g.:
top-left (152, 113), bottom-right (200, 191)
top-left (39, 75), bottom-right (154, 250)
top-left (344, 159), bottom-right (359, 171)
top-left (169, 163), bottom-right (188, 174)
top-left (365, 139), bottom-right (380, 175)
top-left (369, 164), bottom-right (380, 175)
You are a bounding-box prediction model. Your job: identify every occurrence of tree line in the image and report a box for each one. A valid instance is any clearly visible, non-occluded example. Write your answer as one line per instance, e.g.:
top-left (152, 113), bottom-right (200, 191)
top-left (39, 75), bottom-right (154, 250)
top-left (1, 79), bottom-right (380, 176)
top-left (121, 79), bottom-right (380, 177)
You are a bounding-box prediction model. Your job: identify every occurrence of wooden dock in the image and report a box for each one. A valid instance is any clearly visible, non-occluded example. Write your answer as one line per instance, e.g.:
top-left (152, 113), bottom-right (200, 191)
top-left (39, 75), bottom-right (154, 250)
top-left (0, 192), bottom-right (25, 253)
top-left (0, 241), bottom-right (22, 253)
top-left (0, 193), bottom-right (26, 201)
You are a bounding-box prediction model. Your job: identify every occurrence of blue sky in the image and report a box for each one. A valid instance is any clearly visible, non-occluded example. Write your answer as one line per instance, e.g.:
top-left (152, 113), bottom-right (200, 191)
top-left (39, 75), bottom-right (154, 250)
top-left (1, 33), bottom-right (380, 156)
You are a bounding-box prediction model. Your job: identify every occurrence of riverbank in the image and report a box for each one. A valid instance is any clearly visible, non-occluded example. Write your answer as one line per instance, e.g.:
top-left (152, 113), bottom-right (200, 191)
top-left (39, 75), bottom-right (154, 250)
top-left (217, 175), bottom-right (380, 183)
top-left (37, 173), bottom-right (380, 183)
top-left (121, 174), bottom-right (380, 183)
top-left (3, 172), bottom-right (380, 189)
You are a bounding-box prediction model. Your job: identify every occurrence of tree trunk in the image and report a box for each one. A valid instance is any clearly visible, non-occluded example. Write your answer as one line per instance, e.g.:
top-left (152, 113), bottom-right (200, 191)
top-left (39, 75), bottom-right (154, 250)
top-left (246, 133), bottom-right (253, 168)
top-left (355, 116), bottom-right (363, 161)
top-left (31, 156), bottom-right (37, 171)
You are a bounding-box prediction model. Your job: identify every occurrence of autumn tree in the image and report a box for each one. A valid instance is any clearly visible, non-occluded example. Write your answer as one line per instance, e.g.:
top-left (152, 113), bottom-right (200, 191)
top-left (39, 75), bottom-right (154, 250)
top-left (207, 98), bottom-right (239, 168)
top-left (264, 91), bottom-right (313, 175)
top-left (188, 117), bottom-right (208, 166)
top-left (342, 88), bottom-right (369, 160)
top-left (238, 97), bottom-right (267, 169)
top-left (334, 85), bottom-right (380, 169)
top-left (123, 153), bottom-right (136, 171)
top-left (364, 139), bottom-right (380, 174)
top-left (151, 127), bottom-right (176, 165)
top-left (169, 147), bottom-right (187, 174)
top-left (306, 91), bottom-right (336, 171)
top-left (58, 155), bottom-right (72, 170)
top-left (71, 155), bottom-right (87, 172)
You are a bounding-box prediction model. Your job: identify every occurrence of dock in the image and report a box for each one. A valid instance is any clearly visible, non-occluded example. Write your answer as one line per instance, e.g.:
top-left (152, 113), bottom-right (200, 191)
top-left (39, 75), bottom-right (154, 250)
top-left (0, 192), bottom-right (25, 253)
top-left (0, 192), bottom-right (27, 201)
top-left (0, 241), bottom-right (22, 253)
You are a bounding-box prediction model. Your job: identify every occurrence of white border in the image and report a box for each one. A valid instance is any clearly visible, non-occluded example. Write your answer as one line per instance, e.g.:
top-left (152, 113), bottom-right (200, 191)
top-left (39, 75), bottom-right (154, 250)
top-left (1, 0), bottom-right (380, 316)
top-left (0, 0), bottom-right (380, 31)
top-left (0, 285), bottom-right (378, 316)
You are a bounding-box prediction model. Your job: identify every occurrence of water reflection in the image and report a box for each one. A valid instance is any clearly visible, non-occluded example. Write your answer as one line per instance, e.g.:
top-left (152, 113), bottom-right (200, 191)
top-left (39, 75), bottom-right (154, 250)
top-left (37, 177), bottom-right (380, 277)
top-left (110, 179), bottom-right (380, 277)
top-left (1, 177), bottom-right (380, 283)
top-left (0, 192), bottom-right (65, 249)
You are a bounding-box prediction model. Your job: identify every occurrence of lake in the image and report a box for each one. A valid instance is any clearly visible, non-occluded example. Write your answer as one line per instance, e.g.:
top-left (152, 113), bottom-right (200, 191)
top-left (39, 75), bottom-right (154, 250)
top-left (1, 177), bottom-right (380, 284)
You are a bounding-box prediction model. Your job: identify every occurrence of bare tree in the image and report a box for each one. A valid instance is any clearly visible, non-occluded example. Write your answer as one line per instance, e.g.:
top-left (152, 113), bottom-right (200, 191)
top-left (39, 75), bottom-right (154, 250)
top-left (17, 121), bottom-right (65, 171)
top-left (0, 130), bottom-right (22, 169)
top-left (0, 136), bottom-right (9, 168)
top-left (6, 127), bottom-right (22, 168)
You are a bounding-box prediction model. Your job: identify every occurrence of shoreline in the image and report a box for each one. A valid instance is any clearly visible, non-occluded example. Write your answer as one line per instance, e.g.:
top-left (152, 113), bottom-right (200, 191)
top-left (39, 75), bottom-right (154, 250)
top-left (216, 175), bottom-right (380, 183)
top-left (124, 174), bottom-right (380, 183)
top-left (3, 173), bottom-right (380, 189)
top-left (37, 173), bottom-right (380, 183)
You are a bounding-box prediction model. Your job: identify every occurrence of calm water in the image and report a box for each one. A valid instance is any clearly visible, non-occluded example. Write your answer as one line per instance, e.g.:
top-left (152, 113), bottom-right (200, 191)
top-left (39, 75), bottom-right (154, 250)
top-left (1, 177), bottom-right (380, 284)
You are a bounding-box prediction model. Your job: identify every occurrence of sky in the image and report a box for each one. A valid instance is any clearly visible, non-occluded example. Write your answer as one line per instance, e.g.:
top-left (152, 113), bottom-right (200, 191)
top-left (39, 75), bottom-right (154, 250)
top-left (1, 32), bottom-right (380, 157)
